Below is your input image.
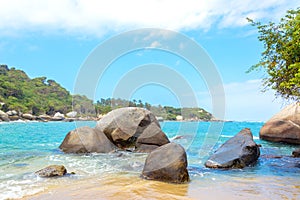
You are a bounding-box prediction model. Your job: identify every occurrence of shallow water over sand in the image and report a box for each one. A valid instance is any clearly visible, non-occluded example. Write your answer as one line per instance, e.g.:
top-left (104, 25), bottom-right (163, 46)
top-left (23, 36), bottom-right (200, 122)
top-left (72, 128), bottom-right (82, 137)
top-left (0, 121), bottom-right (300, 199)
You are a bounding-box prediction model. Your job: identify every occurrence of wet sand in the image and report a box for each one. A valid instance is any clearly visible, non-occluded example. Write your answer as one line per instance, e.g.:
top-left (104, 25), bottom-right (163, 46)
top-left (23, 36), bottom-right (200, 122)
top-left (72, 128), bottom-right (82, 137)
top-left (22, 173), bottom-right (300, 200)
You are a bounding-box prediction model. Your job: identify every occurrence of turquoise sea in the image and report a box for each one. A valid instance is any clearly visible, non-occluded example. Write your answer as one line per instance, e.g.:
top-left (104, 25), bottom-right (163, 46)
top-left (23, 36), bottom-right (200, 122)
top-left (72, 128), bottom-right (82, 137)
top-left (0, 121), bottom-right (299, 199)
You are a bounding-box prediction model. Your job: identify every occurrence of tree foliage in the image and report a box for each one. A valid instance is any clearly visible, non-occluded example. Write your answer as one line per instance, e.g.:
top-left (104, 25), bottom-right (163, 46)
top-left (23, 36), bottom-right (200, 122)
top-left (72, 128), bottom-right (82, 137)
top-left (0, 65), bottom-right (72, 114)
top-left (248, 8), bottom-right (300, 100)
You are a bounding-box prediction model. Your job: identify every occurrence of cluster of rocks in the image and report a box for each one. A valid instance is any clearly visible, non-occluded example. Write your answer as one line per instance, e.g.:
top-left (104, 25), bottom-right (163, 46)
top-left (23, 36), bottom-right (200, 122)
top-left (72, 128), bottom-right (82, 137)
top-left (0, 110), bottom-right (97, 122)
top-left (57, 107), bottom-right (189, 183)
top-left (40, 107), bottom-right (260, 183)
top-left (36, 103), bottom-right (300, 183)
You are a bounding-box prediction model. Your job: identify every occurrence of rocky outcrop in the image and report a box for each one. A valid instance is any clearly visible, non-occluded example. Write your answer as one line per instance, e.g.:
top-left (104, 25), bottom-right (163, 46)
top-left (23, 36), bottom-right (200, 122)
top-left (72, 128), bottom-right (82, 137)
top-left (141, 143), bottom-right (189, 183)
top-left (59, 126), bottom-right (116, 153)
top-left (35, 165), bottom-right (67, 177)
top-left (260, 103), bottom-right (300, 144)
top-left (205, 128), bottom-right (260, 168)
top-left (292, 148), bottom-right (300, 157)
top-left (95, 107), bottom-right (168, 151)
top-left (0, 110), bottom-right (10, 122)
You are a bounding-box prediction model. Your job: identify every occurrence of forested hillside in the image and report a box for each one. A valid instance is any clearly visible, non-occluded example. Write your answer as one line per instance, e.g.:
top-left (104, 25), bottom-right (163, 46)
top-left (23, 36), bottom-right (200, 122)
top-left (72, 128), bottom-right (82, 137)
top-left (0, 65), bottom-right (72, 115)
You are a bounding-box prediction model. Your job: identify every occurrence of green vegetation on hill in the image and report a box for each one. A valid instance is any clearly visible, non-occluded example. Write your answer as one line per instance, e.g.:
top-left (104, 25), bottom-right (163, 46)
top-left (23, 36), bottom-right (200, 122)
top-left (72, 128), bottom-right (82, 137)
top-left (0, 65), bottom-right (71, 115)
top-left (0, 64), bottom-right (214, 120)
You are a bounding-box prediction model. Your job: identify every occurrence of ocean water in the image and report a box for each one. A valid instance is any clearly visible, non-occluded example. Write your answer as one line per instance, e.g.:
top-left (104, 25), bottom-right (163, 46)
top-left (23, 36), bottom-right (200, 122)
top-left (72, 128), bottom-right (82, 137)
top-left (0, 121), bottom-right (299, 199)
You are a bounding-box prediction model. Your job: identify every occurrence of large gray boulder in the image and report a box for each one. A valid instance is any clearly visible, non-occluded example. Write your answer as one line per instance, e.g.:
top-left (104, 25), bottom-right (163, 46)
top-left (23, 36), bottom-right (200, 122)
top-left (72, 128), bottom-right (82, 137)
top-left (260, 103), bottom-right (300, 144)
top-left (59, 126), bottom-right (116, 153)
top-left (205, 128), bottom-right (260, 168)
top-left (141, 143), bottom-right (189, 183)
top-left (0, 110), bottom-right (10, 122)
top-left (95, 107), bottom-right (166, 150)
top-left (35, 165), bottom-right (67, 177)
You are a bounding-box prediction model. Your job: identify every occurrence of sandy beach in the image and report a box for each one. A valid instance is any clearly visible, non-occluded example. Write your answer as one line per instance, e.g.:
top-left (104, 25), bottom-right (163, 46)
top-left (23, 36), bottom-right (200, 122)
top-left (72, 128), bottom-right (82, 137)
top-left (22, 172), bottom-right (300, 200)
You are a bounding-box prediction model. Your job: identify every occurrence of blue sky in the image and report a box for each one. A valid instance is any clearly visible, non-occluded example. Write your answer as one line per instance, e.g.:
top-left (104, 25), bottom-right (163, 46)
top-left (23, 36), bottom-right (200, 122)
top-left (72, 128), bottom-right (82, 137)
top-left (0, 0), bottom-right (298, 121)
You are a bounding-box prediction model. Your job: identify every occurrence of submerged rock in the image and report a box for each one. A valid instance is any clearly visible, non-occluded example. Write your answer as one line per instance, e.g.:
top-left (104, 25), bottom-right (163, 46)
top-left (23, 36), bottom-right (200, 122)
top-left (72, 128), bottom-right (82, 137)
top-left (260, 102), bottom-right (300, 144)
top-left (141, 143), bottom-right (189, 183)
top-left (95, 107), bottom-right (168, 151)
top-left (205, 128), bottom-right (260, 168)
top-left (35, 165), bottom-right (67, 177)
top-left (292, 148), bottom-right (300, 157)
top-left (59, 126), bottom-right (116, 153)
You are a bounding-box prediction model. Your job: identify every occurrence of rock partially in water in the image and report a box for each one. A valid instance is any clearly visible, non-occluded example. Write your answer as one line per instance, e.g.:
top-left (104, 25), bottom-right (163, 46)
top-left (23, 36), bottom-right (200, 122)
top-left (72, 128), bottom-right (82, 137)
top-left (59, 126), bottom-right (116, 153)
top-left (141, 143), bottom-right (189, 184)
top-left (260, 102), bottom-right (300, 144)
top-left (95, 107), bottom-right (165, 151)
top-left (205, 128), bottom-right (260, 168)
top-left (35, 165), bottom-right (67, 177)
top-left (292, 148), bottom-right (300, 157)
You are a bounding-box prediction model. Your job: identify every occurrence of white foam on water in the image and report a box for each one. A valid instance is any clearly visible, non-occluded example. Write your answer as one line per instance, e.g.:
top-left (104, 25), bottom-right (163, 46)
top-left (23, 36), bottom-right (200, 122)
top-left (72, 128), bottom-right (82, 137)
top-left (0, 179), bottom-right (44, 199)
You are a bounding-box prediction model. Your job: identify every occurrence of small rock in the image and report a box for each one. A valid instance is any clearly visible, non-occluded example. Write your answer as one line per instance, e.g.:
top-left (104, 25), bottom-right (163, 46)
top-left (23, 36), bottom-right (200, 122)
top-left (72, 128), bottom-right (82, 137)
top-left (54, 112), bottom-right (65, 118)
top-left (6, 110), bottom-right (18, 116)
top-left (35, 165), bottom-right (67, 177)
top-left (9, 115), bottom-right (20, 121)
top-left (0, 110), bottom-right (10, 122)
top-left (38, 114), bottom-right (52, 121)
top-left (22, 113), bottom-right (36, 120)
top-left (292, 148), bottom-right (300, 157)
top-left (66, 111), bottom-right (77, 118)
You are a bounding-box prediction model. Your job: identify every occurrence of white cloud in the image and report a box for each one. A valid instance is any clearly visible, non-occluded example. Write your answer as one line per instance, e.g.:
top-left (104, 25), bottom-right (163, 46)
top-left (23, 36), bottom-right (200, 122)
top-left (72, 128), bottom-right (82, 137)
top-left (149, 41), bottom-right (162, 48)
top-left (0, 0), bottom-right (298, 37)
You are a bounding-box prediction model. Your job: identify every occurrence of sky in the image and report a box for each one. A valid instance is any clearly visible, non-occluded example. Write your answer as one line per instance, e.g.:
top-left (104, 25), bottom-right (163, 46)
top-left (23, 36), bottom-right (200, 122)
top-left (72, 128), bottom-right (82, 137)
top-left (0, 0), bottom-right (299, 121)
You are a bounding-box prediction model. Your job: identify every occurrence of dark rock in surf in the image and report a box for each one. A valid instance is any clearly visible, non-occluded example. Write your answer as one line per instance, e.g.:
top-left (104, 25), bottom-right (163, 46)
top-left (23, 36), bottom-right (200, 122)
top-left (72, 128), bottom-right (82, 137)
top-left (205, 128), bottom-right (260, 168)
top-left (141, 143), bottom-right (189, 183)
